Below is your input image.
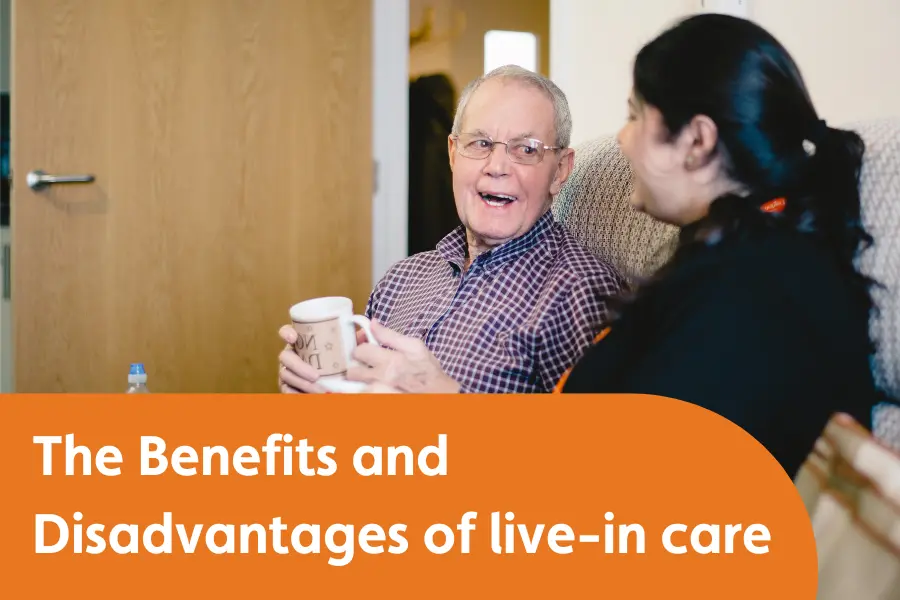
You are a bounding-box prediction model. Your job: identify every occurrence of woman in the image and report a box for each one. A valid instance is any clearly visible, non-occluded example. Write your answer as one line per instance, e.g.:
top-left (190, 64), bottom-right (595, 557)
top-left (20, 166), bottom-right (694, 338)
top-left (557, 14), bottom-right (883, 477)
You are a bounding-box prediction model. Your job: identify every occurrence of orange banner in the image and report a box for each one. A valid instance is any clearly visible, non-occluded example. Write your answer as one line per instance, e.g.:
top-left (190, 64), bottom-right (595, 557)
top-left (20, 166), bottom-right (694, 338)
top-left (1, 394), bottom-right (817, 599)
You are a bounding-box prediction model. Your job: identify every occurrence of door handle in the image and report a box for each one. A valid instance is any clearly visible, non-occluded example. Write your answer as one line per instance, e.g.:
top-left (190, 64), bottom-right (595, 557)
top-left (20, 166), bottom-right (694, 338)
top-left (27, 169), bottom-right (95, 191)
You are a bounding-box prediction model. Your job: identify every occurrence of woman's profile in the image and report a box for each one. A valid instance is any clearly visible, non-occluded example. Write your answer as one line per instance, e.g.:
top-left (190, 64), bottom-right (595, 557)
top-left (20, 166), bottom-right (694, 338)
top-left (558, 14), bottom-right (886, 477)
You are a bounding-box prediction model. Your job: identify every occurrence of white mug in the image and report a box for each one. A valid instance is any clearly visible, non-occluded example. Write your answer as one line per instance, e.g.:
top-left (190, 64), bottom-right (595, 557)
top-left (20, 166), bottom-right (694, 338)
top-left (289, 296), bottom-right (377, 393)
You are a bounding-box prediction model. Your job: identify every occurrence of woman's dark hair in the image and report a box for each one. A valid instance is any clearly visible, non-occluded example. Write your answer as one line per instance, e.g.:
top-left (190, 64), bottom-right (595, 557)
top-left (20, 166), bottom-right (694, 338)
top-left (629, 13), bottom-right (877, 324)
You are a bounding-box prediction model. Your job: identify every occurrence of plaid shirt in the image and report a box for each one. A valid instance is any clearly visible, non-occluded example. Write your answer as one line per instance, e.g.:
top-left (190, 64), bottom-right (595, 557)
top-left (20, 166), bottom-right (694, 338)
top-left (364, 210), bottom-right (625, 393)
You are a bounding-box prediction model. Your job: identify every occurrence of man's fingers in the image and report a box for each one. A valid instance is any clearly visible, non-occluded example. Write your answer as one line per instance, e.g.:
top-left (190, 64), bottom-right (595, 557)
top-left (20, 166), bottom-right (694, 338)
top-left (279, 324), bottom-right (298, 345)
top-left (345, 364), bottom-right (379, 384)
top-left (352, 342), bottom-right (395, 368)
top-left (280, 381), bottom-right (302, 394)
top-left (279, 349), bottom-right (319, 380)
top-left (278, 349), bottom-right (328, 394)
top-left (369, 320), bottom-right (423, 354)
top-left (279, 366), bottom-right (327, 394)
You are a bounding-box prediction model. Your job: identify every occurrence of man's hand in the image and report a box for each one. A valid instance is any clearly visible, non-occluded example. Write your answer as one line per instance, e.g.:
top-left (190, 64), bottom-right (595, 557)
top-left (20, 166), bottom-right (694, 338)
top-left (278, 325), bottom-right (372, 394)
top-left (346, 320), bottom-right (461, 393)
top-left (278, 325), bottom-right (327, 393)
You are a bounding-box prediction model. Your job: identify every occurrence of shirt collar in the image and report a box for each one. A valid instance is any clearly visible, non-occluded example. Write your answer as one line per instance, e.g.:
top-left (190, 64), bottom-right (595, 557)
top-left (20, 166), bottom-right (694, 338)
top-left (436, 209), bottom-right (556, 271)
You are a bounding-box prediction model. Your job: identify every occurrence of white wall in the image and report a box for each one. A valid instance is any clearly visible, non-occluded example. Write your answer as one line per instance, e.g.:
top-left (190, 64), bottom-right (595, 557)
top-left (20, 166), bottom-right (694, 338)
top-left (551, 0), bottom-right (900, 146)
top-left (0, 0), bottom-right (8, 93)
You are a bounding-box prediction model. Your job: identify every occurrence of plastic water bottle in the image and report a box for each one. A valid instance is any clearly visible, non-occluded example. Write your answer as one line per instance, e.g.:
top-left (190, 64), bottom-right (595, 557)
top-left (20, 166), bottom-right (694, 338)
top-left (126, 363), bottom-right (150, 394)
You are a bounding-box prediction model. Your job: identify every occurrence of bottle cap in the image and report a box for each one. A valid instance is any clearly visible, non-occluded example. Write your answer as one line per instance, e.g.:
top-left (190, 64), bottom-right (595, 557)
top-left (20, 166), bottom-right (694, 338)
top-left (128, 363), bottom-right (147, 384)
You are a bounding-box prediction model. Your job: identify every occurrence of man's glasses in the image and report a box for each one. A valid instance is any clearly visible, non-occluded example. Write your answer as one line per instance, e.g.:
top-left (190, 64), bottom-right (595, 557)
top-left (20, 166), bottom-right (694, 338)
top-left (452, 133), bottom-right (562, 165)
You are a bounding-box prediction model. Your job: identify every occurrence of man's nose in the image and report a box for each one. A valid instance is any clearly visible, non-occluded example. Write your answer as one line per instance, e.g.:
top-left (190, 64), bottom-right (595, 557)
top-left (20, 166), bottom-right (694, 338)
top-left (482, 143), bottom-right (511, 177)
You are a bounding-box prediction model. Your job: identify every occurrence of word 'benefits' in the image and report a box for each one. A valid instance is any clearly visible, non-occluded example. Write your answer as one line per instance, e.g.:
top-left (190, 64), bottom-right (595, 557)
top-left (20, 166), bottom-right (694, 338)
top-left (32, 434), bottom-right (448, 477)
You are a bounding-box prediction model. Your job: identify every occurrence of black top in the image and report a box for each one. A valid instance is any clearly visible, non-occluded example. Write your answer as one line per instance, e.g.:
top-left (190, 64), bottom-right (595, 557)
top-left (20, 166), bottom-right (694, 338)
top-left (561, 226), bottom-right (880, 477)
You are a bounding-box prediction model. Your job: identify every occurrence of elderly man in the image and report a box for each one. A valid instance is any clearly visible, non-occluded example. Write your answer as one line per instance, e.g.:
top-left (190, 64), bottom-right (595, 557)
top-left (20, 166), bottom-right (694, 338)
top-left (279, 65), bottom-right (624, 394)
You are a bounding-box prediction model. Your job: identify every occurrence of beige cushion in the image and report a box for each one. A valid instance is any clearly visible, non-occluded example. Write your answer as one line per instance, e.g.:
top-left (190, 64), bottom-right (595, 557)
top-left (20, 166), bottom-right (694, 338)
top-left (553, 118), bottom-right (900, 447)
top-left (853, 119), bottom-right (900, 414)
top-left (552, 136), bottom-right (678, 286)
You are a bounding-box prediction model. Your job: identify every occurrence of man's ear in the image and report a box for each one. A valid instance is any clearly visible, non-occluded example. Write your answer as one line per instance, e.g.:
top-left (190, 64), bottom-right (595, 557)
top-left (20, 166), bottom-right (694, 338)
top-left (549, 148), bottom-right (575, 196)
top-left (681, 115), bottom-right (719, 170)
top-left (448, 135), bottom-right (456, 170)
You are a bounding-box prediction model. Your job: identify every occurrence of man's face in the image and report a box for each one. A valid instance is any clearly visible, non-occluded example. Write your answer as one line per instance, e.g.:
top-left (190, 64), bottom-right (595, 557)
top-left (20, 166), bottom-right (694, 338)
top-left (448, 78), bottom-right (573, 249)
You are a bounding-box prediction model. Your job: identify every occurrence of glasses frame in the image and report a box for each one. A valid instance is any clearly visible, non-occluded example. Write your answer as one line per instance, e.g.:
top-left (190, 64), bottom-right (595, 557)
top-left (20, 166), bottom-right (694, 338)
top-left (451, 132), bottom-right (563, 165)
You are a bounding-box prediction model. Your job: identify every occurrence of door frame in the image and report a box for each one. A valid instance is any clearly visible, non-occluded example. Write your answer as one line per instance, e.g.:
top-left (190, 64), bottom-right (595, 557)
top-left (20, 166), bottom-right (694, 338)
top-left (372, 0), bottom-right (410, 283)
top-left (0, 0), bottom-right (10, 393)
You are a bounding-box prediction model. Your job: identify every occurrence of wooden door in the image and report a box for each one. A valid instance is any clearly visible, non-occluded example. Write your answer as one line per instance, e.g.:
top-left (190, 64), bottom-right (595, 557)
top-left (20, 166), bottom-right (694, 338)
top-left (11, 0), bottom-right (372, 392)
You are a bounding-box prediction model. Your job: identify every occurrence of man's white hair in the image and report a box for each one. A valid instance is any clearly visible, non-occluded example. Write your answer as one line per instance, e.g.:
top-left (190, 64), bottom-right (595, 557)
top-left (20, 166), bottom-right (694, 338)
top-left (450, 65), bottom-right (573, 149)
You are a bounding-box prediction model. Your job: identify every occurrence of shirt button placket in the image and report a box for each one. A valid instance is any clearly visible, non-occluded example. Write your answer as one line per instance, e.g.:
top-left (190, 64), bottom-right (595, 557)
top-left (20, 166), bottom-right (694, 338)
top-left (425, 262), bottom-right (483, 345)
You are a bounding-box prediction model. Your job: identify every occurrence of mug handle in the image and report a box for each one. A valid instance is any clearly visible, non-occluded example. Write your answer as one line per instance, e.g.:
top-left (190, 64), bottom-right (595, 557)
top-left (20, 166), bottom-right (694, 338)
top-left (347, 315), bottom-right (377, 345)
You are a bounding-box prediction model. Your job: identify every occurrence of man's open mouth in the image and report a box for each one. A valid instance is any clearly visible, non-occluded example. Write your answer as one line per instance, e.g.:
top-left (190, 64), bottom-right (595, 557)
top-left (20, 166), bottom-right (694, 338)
top-left (479, 192), bottom-right (518, 207)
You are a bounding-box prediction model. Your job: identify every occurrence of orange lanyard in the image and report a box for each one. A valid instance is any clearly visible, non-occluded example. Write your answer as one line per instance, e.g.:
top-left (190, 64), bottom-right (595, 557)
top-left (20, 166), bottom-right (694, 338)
top-left (761, 197), bottom-right (786, 213)
top-left (552, 327), bottom-right (611, 393)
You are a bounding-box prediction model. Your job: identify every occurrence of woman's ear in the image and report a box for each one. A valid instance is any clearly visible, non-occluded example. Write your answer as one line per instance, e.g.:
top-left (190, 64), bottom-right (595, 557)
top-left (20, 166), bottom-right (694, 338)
top-left (681, 115), bottom-right (719, 170)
